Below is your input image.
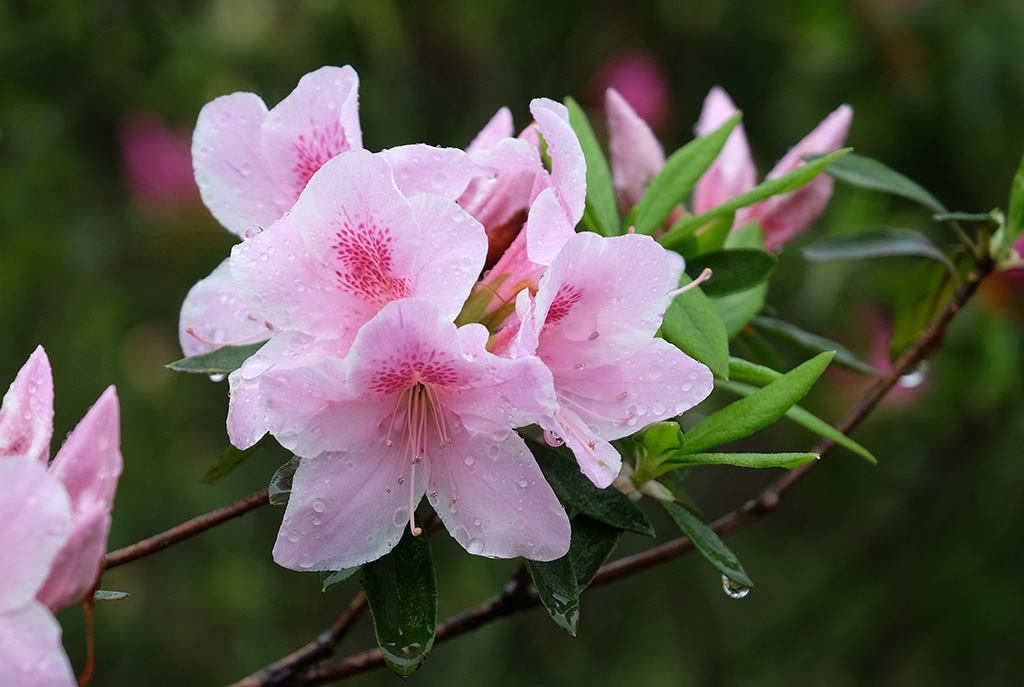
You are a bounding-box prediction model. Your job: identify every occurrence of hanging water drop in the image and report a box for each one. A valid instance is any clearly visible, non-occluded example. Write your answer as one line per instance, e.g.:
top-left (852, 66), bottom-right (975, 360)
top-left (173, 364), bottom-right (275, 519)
top-left (721, 575), bottom-right (750, 599)
top-left (208, 373), bottom-right (227, 383)
top-left (898, 360), bottom-right (930, 388)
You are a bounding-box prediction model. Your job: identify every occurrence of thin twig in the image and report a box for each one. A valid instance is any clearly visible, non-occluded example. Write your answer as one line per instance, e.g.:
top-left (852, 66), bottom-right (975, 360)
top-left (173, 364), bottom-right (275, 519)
top-left (104, 488), bottom-right (270, 569)
top-left (286, 261), bottom-right (993, 686)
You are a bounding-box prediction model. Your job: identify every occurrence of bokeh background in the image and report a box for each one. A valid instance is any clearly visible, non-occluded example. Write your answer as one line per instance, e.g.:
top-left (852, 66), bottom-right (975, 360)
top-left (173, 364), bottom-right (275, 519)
top-left (3, 0), bottom-right (1024, 684)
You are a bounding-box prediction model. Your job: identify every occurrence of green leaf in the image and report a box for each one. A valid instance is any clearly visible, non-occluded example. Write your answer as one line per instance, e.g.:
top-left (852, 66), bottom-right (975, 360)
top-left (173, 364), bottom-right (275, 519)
top-left (268, 456), bottom-right (301, 506)
top-left (361, 531), bottom-right (437, 677)
top-left (637, 422), bottom-right (686, 456)
top-left (715, 379), bottom-right (877, 464)
top-left (568, 515), bottom-right (621, 589)
top-left (660, 149), bottom-right (851, 250)
top-left (661, 451), bottom-right (818, 470)
top-left (662, 501), bottom-right (752, 588)
top-left (750, 316), bottom-right (877, 375)
top-left (201, 436), bottom-right (269, 484)
top-left (822, 152), bottom-right (947, 213)
top-left (532, 443), bottom-right (654, 536)
top-left (633, 113), bottom-right (741, 236)
top-left (682, 352), bottom-right (834, 454)
top-left (889, 260), bottom-right (956, 361)
top-left (686, 248), bottom-right (777, 297)
top-left (93, 590), bottom-right (130, 602)
top-left (802, 227), bottom-right (955, 274)
top-left (166, 341), bottom-right (267, 375)
top-left (1002, 149), bottom-right (1024, 252)
top-left (320, 567), bottom-right (361, 592)
top-left (566, 96), bottom-right (619, 237)
top-left (660, 274), bottom-right (730, 379)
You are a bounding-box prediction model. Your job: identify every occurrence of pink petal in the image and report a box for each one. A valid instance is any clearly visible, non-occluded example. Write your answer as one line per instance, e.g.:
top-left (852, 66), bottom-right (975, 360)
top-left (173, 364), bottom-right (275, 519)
top-left (35, 504), bottom-right (109, 610)
top-left (606, 87), bottom-right (666, 211)
top-left (0, 602), bottom-right (76, 687)
top-left (524, 187), bottom-right (576, 265)
top-left (0, 459), bottom-right (69, 613)
top-left (273, 446), bottom-right (423, 571)
top-left (541, 410), bottom-right (624, 488)
top-left (192, 92), bottom-right (285, 236)
top-left (260, 65), bottom-right (362, 204)
top-left (530, 98), bottom-right (586, 226)
top-left (763, 104), bottom-right (853, 182)
top-left (0, 346), bottom-right (53, 464)
top-left (380, 144), bottom-right (478, 200)
top-left (426, 423), bottom-right (570, 561)
top-left (47, 386), bottom-right (121, 516)
top-left (692, 86), bottom-right (756, 214)
top-left (178, 258), bottom-right (273, 357)
top-left (467, 107), bottom-right (515, 154)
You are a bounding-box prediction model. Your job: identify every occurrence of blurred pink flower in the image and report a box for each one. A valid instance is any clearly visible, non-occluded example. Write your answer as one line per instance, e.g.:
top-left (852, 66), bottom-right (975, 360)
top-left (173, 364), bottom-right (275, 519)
top-left (120, 114), bottom-right (198, 210)
top-left (591, 50), bottom-right (671, 133)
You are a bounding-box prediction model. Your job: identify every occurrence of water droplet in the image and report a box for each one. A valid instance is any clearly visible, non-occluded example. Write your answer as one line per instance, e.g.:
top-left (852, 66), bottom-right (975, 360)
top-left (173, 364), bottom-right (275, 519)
top-left (543, 429), bottom-right (564, 447)
top-left (466, 538), bottom-right (485, 554)
top-left (312, 498), bottom-right (326, 513)
top-left (244, 225), bottom-right (263, 239)
top-left (298, 554), bottom-right (314, 569)
top-left (208, 373), bottom-right (227, 383)
top-left (517, 479), bottom-right (529, 489)
top-left (464, 456), bottom-right (475, 466)
top-left (394, 508), bottom-right (409, 527)
top-left (722, 575), bottom-right (750, 599)
top-left (898, 360), bottom-right (930, 388)
top-left (288, 529), bottom-right (302, 543)
top-left (473, 518), bottom-right (482, 527)
top-left (651, 401), bottom-right (666, 415)
top-left (488, 444), bottom-right (501, 458)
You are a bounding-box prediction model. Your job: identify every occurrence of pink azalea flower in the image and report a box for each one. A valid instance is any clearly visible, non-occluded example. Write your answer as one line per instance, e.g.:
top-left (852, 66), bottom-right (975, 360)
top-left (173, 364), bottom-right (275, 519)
top-left (606, 87), bottom-right (667, 212)
top-left (260, 298), bottom-right (570, 570)
top-left (0, 347), bottom-right (122, 686)
top-left (693, 87), bottom-right (853, 251)
top-left (513, 232), bottom-right (714, 487)
top-left (225, 149), bottom-right (487, 449)
top-left (0, 347), bottom-right (122, 611)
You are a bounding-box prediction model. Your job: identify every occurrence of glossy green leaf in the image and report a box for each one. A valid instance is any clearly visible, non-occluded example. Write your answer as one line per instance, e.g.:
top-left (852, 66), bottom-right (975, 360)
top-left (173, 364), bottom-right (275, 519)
top-left (568, 515), bottom-right (621, 589)
top-left (201, 436), bottom-right (269, 484)
top-left (802, 227), bottom-right (954, 273)
top-left (660, 149), bottom-right (851, 250)
top-left (166, 341), bottom-right (266, 375)
top-left (716, 378), bottom-right (877, 463)
top-left (93, 590), bottom-right (130, 602)
top-left (661, 451), bottom-right (817, 470)
top-left (566, 96), bottom-right (619, 237)
top-left (361, 531), bottom-right (437, 677)
top-left (822, 152), bottom-right (946, 213)
top-left (750, 316), bottom-right (876, 375)
top-left (268, 456), bottom-right (300, 506)
top-left (638, 422), bottom-right (686, 456)
top-left (532, 443), bottom-right (654, 536)
top-left (634, 113), bottom-right (741, 236)
top-left (662, 501), bottom-right (753, 588)
top-left (686, 248), bottom-right (777, 297)
top-left (889, 260), bottom-right (955, 361)
top-left (660, 274), bottom-right (730, 379)
top-left (527, 555), bottom-right (580, 636)
top-left (320, 567), bottom-right (361, 592)
top-left (682, 352), bottom-right (834, 454)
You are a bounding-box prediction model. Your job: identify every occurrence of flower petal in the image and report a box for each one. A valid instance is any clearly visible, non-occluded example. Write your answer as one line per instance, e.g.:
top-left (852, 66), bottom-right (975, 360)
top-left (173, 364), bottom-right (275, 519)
top-left (379, 144), bottom-right (478, 200)
top-left (692, 86), bottom-right (756, 214)
top-left (0, 346), bottom-right (53, 463)
top-left (0, 602), bottom-right (76, 687)
top-left (35, 504), bottom-right (109, 611)
top-left (606, 87), bottom-right (666, 211)
top-left (467, 107), bottom-right (514, 154)
top-left (530, 98), bottom-right (586, 225)
top-left (427, 424), bottom-right (569, 561)
top-left (273, 446), bottom-right (423, 571)
top-left (178, 258), bottom-right (272, 357)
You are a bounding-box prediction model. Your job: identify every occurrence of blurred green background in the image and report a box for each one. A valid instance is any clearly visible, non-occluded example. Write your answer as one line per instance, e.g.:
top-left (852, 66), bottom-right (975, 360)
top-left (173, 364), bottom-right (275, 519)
top-left (3, 0), bottom-right (1024, 684)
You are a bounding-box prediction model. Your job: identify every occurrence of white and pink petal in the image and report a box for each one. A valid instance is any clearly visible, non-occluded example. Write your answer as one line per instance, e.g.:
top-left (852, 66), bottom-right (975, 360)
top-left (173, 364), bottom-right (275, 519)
top-left (0, 346), bottom-right (54, 463)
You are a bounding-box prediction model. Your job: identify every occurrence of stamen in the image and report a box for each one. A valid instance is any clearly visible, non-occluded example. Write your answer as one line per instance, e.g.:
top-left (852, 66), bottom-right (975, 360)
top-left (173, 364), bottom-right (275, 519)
top-left (185, 325), bottom-right (274, 348)
top-left (667, 268), bottom-right (713, 298)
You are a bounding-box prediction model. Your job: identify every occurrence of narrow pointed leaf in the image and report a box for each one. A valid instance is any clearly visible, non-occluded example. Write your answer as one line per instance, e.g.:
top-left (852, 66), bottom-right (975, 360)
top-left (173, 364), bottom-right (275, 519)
top-left (93, 590), bottom-right (130, 602)
top-left (532, 443), bottom-right (654, 536)
top-left (166, 341), bottom-right (267, 374)
top-left (661, 451), bottom-right (818, 470)
top-left (634, 113), bottom-right (741, 236)
top-left (715, 379), bottom-right (877, 463)
top-left (361, 531), bottom-right (437, 677)
top-left (202, 436), bottom-right (269, 484)
top-left (750, 316), bottom-right (876, 375)
top-left (822, 152), bottom-right (946, 213)
top-left (320, 567), bottom-right (361, 592)
top-left (566, 96), bottom-right (619, 237)
top-left (568, 515), bottom-right (621, 589)
top-left (660, 149), bottom-right (851, 250)
top-left (802, 227), bottom-right (954, 273)
top-left (686, 248), bottom-right (777, 297)
top-left (527, 555), bottom-right (580, 636)
top-left (662, 501), bottom-right (753, 588)
top-left (682, 352), bottom-right (834, 454)
top-left (660, 274), bottom-right (730, 379)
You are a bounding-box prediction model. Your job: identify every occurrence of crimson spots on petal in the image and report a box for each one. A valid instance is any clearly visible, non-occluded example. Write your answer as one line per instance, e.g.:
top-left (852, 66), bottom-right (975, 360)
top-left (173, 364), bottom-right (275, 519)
top-left (546, 284), bottom-right (584, 325)
top-left (368, 351), bottom-right (460, 395)
top-left (290, 120), bottom-right (350, 195)
top-left (332, 215), bottom-right (410, 306)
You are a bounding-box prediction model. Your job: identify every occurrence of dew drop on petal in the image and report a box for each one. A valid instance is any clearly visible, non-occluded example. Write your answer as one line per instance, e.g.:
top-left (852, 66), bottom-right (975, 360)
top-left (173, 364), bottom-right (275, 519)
top-left (464, 456), bottom-right (475, 466)
top-left (466, 538), bottom-right (485, 555)
top-left (298, 554), bottom-right (314, 569)
top-left (312, 498), bottom-right (326, 513)
top-left (288, 529), bottom-right (302, 543)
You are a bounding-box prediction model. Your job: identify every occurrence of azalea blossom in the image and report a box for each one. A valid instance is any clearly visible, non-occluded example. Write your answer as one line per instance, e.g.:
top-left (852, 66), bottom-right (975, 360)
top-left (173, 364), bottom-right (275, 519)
top-left (693, 86), bottom-right (853, 250)
top-left (261, 298), bottom-right (570, 570)
top-left (606, 87), bottom-right (666, 212)
top-left (513, 232), bottom-right (714, 487)
top-left (0, 347), bottom-right (122, 685)
top-left (225, 148), bottom-right (486, 449)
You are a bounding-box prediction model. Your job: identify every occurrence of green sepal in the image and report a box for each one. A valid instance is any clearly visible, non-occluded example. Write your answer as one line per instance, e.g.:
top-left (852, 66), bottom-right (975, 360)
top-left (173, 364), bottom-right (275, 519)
top-left (166, 341), bottom-right (267, 375)
top-left (660, 274), bottom-right (730, 379)
top-left (662, 501), bottom-right (753, 589)
top-left (361, 530), bottom-right (437, 677)
top-left (633, 113), bottom-right (741, 236)
top-left (532, 443), bottom-right (654, 536)
top-left (681, 352), bottom-right (834, 454)
top-left (659, 149), bottom-right (851, 250)
top-left (565, 96), bottom-right (619, 237)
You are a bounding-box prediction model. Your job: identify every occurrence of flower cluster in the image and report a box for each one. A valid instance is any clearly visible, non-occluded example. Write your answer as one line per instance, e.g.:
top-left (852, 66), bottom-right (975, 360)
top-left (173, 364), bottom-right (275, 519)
top-left (0, 347), bottom-right (122, 686)
top-left (180, 66), bottom-right (715, 571)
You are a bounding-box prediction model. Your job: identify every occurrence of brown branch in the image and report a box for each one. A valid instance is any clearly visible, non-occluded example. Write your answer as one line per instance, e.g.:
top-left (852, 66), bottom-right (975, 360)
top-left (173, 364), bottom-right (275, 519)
top-left (104, 488), bottom-right (270, 570)
top-left (282, 261), bottom-right (993, 686)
